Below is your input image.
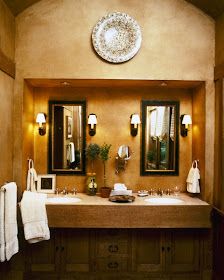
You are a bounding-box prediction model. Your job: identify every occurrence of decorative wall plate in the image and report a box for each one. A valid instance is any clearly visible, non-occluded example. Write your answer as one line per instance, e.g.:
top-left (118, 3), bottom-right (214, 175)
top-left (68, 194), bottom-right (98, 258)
top-left (92, 12), bottom-right (142, 63)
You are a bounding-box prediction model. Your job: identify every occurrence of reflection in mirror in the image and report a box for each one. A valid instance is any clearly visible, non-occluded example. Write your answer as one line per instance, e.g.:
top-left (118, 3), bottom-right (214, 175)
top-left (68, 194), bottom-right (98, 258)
top-left (49, 101), bottom-right (86, 174)
top-left (141, 101), bottom-right (179, 175)
top-left (115, 145), bottom-right (131, 174)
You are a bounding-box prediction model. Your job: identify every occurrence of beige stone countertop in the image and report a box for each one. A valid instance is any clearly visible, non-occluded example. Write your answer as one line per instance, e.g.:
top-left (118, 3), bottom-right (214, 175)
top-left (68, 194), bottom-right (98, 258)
top-left (45, 193), bottom-right (212, 229)
top-left (46, 192), bottom-right (209, 206)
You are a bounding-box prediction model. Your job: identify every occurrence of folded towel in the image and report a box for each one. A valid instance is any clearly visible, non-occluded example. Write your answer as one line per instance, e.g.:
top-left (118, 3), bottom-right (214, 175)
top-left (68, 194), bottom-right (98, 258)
top-left (186, 160), bottom-right (200, 193)
top-left (0, 182), bottom-right (19, 262)
top-left (114, 183), bottom-right (127, 191)
top-left (20, 191), bottom-right (50, 243)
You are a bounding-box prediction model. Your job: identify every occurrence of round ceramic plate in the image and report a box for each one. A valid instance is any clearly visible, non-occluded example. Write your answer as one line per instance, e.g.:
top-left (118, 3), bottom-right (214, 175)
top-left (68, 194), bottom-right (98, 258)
top-left (92, 12), bottom-right (142, 63)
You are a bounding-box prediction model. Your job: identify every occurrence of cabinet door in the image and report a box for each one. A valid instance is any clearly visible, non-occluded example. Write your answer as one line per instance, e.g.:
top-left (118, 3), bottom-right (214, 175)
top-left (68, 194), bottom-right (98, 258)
top-left (60, 229), bottom-right (91, 273)
top-left (25, 229), bottom-right (59, 273)
top-left (133, 229), bottom-right (164, 272)
top-left (166, 229), bottom-right (200, 273)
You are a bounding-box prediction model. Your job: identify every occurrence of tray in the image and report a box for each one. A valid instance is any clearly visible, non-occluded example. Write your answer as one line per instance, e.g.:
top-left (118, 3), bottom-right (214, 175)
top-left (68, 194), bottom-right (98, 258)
top-left (109, 195), bottom-right (135, 203)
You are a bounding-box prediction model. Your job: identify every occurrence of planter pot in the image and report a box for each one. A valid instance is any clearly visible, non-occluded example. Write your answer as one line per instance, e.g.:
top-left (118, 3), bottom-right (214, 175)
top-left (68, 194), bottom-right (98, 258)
top-left (100, 187), bottom-right (111, 198)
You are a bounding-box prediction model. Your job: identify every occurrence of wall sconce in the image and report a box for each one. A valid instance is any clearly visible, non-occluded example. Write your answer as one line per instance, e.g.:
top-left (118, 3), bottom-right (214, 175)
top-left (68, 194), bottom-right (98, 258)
top-left (88, 113), bottom-right (97, 136)
top-left (180, 114), bottom-right (192, 137)
top-left (36, 113), bottom-right (46, 136)
top-left (130, 114), bottom-right (141, 136)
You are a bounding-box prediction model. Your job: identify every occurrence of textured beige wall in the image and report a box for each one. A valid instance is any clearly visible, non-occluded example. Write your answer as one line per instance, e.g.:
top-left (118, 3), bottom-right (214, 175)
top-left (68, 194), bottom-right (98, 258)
top-left (33, 87), bottom-right (192, 193)
top-left (14, 0), bottom-right (215, 199)
top-left (0, 0), bottom-right (15, 60)
top-left (0, 0), bottom-right (15, 185)
top-left (216, 13), bottom-right (224, 66)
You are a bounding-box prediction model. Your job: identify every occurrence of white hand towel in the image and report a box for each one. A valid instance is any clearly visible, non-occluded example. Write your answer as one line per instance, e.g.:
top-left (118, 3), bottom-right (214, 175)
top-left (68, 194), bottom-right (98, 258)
top-left (186, 161), bottom-right (200, 193)
top-left (0, 182), bottom-right (19, 262)
top-left (20, 191), bottom-right (50, 244)
top-left (67, 142), bottom-right (75, 163)
top-left (26, 159), bottom-right (38, 192)
top-left (0, 188), bottom-right (5, 262)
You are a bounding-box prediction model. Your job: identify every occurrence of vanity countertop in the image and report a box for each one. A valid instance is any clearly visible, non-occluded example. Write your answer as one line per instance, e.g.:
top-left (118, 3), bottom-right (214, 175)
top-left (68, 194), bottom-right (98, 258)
top-left (46, 193), bottom-right (212, 229)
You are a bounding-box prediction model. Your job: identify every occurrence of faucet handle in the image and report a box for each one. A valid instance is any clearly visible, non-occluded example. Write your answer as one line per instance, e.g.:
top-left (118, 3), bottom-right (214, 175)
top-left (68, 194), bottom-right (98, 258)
top-left (166, 188), bottom-right (172, 195)
top-left (55, 188), bottom-right (59, 195)
top-left (72, 187), bottom-right (77, 195)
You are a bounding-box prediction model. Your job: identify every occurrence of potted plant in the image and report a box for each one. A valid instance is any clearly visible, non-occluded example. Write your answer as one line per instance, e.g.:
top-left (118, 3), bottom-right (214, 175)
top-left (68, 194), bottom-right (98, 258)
top-left (99, 143), bottom-right (112, 197)
top-left (86, 143), bottom-right (100, 195)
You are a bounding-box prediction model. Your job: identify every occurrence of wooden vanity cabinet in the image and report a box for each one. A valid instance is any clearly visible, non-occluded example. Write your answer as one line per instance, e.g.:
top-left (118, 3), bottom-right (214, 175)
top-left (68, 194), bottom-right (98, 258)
top-left (24, 229), bottom-right (92, 279)
top-left (23, 228), bottom-right (211, 280)
top-left (133, 229), bottom-right (207, 278)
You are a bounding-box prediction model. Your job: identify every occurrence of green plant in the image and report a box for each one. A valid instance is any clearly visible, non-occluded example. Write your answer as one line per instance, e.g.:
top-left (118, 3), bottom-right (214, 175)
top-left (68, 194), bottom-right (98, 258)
top-left (86, 143), bottom-right (100, 172)
top-left (147, 150), bottom-right (155, 162)
top-left (99, 143), bottom-right (112, 187)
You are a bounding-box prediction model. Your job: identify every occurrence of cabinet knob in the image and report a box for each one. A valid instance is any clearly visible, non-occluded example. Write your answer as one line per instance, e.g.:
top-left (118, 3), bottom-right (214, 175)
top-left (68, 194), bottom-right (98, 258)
top-left (161, 246), bottom-right (165, 252)
top-left (167, 246), bottom-right (171, 252)
top-left (107, 262), bottom-right (119, 269)
top-left (108, 244), bottom-right (119, 253)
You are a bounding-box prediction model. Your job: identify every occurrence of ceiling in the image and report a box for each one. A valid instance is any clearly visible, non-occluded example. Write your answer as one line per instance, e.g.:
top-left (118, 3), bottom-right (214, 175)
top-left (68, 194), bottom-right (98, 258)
top-left (3, 0), bottom-right (224, 19)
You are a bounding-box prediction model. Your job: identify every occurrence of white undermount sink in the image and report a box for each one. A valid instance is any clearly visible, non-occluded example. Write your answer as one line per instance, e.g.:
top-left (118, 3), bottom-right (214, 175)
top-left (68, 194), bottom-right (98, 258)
top-left (46, 196), bottom-right (82, 204)
top-left (144, 197), bottom-right (184, 204)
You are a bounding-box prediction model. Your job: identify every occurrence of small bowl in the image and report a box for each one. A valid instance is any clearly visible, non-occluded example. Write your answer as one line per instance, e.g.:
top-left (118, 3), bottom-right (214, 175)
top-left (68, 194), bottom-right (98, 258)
top-left (137, 190), bottom-right (149, 197)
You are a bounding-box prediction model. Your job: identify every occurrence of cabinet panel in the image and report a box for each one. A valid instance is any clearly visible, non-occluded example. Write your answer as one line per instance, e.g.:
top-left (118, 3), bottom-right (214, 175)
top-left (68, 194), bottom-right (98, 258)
top-left (26, 229), bottom-right (59, 273)
top-left (133, 229), bottom-right (164, 272)
top-left (60, 229), bottom-right (91, 273)
top-left (166, 229), bottom-right (200, 273)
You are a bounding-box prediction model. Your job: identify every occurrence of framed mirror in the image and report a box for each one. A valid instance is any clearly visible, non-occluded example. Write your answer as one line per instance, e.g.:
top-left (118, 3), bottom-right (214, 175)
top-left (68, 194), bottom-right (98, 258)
top-left (141, 100), bottom-right (179, 175)
top-left (48, 100), bottom-right (86, 175)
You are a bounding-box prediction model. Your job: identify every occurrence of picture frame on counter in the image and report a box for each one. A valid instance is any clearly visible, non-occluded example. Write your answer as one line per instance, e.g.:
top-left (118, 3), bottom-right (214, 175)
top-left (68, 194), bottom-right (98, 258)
top-left (37, 174), bottom-right (56, 193)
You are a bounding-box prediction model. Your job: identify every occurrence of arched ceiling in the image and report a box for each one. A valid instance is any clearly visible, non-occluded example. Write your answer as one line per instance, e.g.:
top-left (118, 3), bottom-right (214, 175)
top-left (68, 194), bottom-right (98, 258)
top-left (3, 0), bottom-right (224, 19)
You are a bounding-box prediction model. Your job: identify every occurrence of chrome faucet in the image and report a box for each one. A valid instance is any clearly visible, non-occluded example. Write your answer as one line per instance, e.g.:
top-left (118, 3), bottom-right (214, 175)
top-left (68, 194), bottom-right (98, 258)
top-left (157, 188), bottom-right (163, 196)
top-left (72, 187), bottom-right (77, 195)
top-left (61, 187), bottom-right (68, 195)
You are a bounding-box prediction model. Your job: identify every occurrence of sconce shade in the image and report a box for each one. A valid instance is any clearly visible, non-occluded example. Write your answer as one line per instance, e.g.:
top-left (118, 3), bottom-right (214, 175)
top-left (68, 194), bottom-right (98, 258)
top-left (180, 114), bottom-right (192, 137)
top-left (130, 114), bottom-right (141, 125)
top-left (88, 114), bottom-right (97, 125)
top-left (130, 114), bottom-right (141, 136)
top-left (88, 114), bottom-right (97, 136)
top-left (36, 113), bottom-right (46, 136)
top-left (36, 113), bottom-right (46, 124)
top-left (182, 114), bottom-right (192, 125)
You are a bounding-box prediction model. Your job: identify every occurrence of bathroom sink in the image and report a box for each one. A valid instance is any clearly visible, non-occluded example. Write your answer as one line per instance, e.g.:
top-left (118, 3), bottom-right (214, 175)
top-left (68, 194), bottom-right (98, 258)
top-left (46, 196), bottom-right (82, 204)
top-left (144, 197), bottom-right (183, 204)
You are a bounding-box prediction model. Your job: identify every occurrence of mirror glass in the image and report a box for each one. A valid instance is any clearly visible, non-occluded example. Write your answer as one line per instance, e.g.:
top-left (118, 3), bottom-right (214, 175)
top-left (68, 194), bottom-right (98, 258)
top-left (49, 101), bottom-right (86, 174)
top-left (141, 100), bottom-right (179, 175)
top-left (115, 145), bottom-right (131, 174)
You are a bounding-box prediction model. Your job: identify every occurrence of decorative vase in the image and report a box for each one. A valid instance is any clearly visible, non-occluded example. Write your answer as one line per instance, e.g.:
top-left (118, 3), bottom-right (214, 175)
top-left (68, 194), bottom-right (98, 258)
top-left (86, 173), bottom-right (97, 196)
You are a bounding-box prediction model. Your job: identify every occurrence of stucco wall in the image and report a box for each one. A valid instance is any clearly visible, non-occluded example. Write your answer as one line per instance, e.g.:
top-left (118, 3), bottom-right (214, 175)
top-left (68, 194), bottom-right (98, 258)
top-left (14, 0), bottom-right (215, 196)
top-left (0, 0), bottom-right (15, 185)
top-left (216, 12), bottom-right (224, 66)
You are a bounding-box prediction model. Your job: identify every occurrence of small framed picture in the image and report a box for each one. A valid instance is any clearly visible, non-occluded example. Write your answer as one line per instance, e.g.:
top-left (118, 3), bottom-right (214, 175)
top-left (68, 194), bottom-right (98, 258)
top-left (66, 116), bottom-right (72, 139)
top-left (37, 174), bottom-right (56, 193)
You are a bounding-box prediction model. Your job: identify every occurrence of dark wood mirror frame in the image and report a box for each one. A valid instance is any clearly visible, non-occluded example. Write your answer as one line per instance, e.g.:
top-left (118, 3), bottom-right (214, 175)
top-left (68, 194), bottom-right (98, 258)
top-left (141, 100), bottom-right (179, 176)
top-left (48, 100), bottom-right (86, 175)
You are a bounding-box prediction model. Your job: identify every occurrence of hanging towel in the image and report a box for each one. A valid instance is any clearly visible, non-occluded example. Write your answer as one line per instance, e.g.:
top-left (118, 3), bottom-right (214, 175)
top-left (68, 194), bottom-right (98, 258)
top-left (67, 142), bottom-right (75, 164)
top-left (26, 159), bottom-right (38, 192)
top-left (20, 191), bottom-right (50, 244)
top-left (186, 160), bottom-right (200, 193)
top-left (0, 182), bottom-right (19, 262)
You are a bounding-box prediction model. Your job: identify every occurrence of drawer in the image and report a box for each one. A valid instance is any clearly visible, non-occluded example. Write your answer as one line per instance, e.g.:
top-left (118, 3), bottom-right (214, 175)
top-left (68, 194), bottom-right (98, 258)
top-left (96, 229), bottom-right (129, 241)
top-left (97, 241), bottom-right (129, 256)
top-left (95, 257), bottom-right (128, 272)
